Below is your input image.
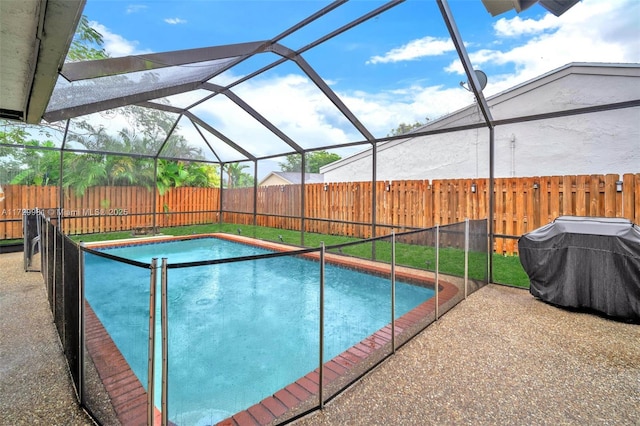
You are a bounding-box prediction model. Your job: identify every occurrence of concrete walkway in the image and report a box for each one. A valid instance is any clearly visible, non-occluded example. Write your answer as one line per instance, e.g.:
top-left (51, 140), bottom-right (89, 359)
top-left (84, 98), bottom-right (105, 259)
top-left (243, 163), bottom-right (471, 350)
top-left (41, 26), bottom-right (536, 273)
top-left (0, 251), bottom-right (94, 425)
top-left (1, 250), bottom-right (638, 426)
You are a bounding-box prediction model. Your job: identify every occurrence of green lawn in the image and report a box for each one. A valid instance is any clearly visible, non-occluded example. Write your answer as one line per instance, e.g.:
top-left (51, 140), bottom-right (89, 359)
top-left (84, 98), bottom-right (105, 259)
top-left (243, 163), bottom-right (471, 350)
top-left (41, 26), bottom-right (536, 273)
top-left (69, 223), bottom-right (530, 288)
top-left (0, 238), bottom-right (23, 246)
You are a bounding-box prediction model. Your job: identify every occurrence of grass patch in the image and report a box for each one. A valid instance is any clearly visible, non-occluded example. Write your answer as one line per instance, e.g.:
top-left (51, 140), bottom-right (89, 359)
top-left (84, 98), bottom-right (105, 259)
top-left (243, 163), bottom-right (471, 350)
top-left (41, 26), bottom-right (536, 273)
top-left (0, 238), bottom-right (23, 246)
top-left (70, 231), bottom-right (139, 243)
top-left (492, 254), bottom-right (529, 287)
top-left (67, 223), bottom-right (530, 288)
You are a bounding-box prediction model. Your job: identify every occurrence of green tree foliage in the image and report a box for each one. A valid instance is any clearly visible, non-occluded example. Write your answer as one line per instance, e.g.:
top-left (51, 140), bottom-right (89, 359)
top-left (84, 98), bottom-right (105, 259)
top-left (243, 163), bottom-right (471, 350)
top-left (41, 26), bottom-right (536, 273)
top-left (62, 154), bottom-right (108, 196)
top-left (0, 122), bottom-right (64, 184)
top-left (224, 163), bottom-right (253, 188)
top-left (308, 151), bottom-right (341, 173)
top-left (387, 119), bottom-right (429, 137)
top-left (67, 16), bottom-right (108, 62)
top-left (279, 151), bottom-right (341, 173)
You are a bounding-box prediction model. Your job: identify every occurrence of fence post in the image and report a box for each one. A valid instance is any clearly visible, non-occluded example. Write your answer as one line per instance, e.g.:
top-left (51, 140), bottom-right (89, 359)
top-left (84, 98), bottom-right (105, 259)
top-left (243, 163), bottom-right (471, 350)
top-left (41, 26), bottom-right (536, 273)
top-left (79, 242), bottom-right (86, 407)
top-left (148, 258), bottom-right (158, 426)
top-left (435, 224), bottom-right (439, 321)
top-left (161, 258), bottom-right (168, 426)
top-left (23, 211), bottom-right (27, 270)
top-left (464, 218), bottom-right (469, 299)
top-left (319, 243), bottom-right (325, 409)
top-left (391, 231), bottom-right (396, 354)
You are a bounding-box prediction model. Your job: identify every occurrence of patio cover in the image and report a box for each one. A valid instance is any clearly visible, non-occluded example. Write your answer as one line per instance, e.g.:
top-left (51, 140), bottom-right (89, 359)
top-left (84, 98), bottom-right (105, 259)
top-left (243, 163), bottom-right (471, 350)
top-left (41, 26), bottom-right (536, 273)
top-left (519, 216), bottom-right (640, 322)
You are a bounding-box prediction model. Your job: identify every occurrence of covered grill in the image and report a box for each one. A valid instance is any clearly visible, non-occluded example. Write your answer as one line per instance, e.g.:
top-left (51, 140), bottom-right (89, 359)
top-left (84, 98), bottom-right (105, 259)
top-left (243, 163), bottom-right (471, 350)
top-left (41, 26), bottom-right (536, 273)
top-left (519, 216), bottom-right (640, 322)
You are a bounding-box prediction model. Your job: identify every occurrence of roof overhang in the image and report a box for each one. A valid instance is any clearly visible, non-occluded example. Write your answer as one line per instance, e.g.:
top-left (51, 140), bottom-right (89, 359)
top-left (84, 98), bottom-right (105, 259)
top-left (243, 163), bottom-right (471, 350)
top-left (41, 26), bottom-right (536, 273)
top-left (0, 0), bottom-right (85, 124)
top-left (481, 0), bottom-right (580, 17)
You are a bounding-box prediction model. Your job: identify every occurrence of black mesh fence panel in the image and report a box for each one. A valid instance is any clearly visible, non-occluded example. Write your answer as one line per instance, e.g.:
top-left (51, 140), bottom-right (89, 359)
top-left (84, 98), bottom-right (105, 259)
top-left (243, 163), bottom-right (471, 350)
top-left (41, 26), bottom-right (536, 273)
top-left (82, 249), bottom-right (152, 425)
top-left (391, 227), bottom-right (442, 338)
top-left (23, 211), bottom-right (40, 271)
top-left (42, 217), bottom-right (55, 310)
top-left (437, 222), bottom-right (469, 312)
top-left (47, 220), bottom-right (56, 312)
top-left (438, 222), bottom-right (469, 279)
top-left (320, 236), bottom-right (398, 406)
top-left (39, 214), bottom-right (46, 279)
top-left (63, 235), bottom-right (81, 396)
top-left (54, 229), bottom-right (64, 342)
top-left (469, 219), bottom-right (489, 286)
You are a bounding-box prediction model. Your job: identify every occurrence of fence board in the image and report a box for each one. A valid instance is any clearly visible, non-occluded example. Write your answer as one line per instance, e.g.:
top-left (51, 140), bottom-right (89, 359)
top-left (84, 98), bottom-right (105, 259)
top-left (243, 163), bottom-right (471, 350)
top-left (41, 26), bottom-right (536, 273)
top-left (623, 173), bottom-right (640, 224)
top-left (505, 179), bottom-right (515, 254)
top-left (514, 178), bottom-right (525, 240)
top-left (604, 174), bottom-right (617, 218)
top-left (494, 179), bottom-right (505, 254)
top-left (589, 175), bottom-right (600, 216)
top-left (549, 176), bottom-right (560, 220)
top-left (562, 175), bottom-right (574, 216)
top-left (623, 174), bottom-right (637, 223)
top-left (576, 175), bottom-right (587, 217)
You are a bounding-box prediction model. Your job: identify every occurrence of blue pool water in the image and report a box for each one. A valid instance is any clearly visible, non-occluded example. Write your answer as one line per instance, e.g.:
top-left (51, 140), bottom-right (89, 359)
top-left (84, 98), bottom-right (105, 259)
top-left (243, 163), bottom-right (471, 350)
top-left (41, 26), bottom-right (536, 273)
top-left (84, 237), bottom-right (434, 425)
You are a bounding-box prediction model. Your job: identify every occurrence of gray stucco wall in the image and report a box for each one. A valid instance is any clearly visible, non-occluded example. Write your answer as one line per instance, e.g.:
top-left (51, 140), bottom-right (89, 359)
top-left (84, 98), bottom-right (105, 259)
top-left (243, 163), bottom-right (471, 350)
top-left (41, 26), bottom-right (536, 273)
top-left (322, 66), bottom-right (640, 183)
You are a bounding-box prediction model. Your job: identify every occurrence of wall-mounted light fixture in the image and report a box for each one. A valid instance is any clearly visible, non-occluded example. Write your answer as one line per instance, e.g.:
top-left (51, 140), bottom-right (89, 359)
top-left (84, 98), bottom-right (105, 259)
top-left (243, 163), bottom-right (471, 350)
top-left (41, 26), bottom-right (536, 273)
top-left (280, 185), bottom-right (285, 192)
top-left (471, 182), bottom-right (477, 193)
top-left (616, 180), bottom-right (623, 192)
top-left (323, 183), bottom-right (328, 191)
top-left (385, 181), bottom-right (392, 192)
top-left (533, 182), bottom-right (539, 190)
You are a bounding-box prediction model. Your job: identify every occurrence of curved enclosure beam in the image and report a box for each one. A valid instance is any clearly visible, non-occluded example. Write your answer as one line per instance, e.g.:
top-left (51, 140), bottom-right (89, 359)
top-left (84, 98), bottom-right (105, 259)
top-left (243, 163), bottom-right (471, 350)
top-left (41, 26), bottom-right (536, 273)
top-left (202, 83), bottom-right (305, 154)
top-left (270, 43), bottom-right (376, 143)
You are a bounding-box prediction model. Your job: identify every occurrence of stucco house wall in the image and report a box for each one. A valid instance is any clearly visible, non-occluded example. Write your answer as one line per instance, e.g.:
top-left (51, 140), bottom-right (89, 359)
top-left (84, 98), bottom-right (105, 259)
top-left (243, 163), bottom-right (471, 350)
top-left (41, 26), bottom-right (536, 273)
top-left (321, 63), bottom-right (640, 182)
top-left (259, 172), bottom-right (324, 186)
top-left (259, 173), bottom-right (291, 186)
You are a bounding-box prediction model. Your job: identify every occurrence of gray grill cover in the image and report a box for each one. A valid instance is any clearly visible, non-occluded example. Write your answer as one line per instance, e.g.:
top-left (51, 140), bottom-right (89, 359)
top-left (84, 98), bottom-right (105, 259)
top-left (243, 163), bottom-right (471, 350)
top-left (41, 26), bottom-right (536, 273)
top-left (519, 216), bottom-right (640, 322)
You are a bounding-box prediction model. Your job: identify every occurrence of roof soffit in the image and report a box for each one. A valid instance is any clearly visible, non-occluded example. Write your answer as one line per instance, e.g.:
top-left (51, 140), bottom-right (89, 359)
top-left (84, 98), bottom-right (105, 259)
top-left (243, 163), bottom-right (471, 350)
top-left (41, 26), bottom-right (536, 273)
top-left (0, 0), bottom-right (84, 123)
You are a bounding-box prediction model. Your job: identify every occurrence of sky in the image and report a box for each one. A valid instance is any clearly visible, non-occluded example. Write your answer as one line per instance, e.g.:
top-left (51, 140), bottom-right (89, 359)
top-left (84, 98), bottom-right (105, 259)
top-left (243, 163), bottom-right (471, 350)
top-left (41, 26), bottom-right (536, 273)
top-left (79, 0), bottom-right (640, 177)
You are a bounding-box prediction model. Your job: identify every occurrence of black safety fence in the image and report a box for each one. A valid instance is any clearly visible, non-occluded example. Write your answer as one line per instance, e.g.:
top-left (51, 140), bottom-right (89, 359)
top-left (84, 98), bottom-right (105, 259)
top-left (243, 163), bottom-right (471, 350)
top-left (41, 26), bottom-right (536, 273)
top-left (22, 211), bottom-right (40, 271)
top-left (37, 213), bottom-right (82, 400)
top-left (43, 214), bottom-right (55, 312)
top-left (31, 212), bottom-right (488, 425)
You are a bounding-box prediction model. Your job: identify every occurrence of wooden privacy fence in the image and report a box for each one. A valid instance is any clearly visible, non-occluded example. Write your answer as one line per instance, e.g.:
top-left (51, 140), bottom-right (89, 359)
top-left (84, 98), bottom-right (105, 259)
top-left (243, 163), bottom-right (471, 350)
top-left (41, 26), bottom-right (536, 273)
top-left (1, 173), bottom-right (638, 255)
top-left (0, 185), bottom-right (220, 239)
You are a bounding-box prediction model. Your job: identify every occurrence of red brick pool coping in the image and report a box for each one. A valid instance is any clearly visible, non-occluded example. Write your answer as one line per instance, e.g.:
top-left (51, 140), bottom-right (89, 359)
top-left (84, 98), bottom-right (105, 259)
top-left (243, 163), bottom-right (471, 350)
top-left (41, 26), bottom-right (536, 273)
top-left (84, 234), bottom-right (459, 426)
top-left (85, 304), bottom-right (162, 426)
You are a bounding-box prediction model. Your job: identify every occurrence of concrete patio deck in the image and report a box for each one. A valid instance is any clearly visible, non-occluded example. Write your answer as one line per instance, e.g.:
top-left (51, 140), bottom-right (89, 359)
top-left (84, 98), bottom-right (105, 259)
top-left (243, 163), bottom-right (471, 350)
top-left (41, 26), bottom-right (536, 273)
top-left (1, 250), bottom-right (638, 425)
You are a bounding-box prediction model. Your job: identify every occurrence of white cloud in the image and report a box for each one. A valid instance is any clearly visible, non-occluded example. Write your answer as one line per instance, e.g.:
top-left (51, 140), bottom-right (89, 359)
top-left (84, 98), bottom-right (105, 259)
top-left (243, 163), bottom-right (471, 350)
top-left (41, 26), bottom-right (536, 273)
top-left (188, 73), bottom-right (361, 159)
top-left (493, 14), bottom-right (560, 36)
top-left (367, 36), bottom-right (455, 64)
top-left (444, 49), bottom-right (505, 75)
top-left (186, 70), bottom-right (474, 156)
top-left (126, 5), bottom-right (147, 14)
top-left (164, 18), bottom-right (187, 25)
top-left (89, 22), bottom-right (152, 57)
top-left (444, 0), bottom-right (640, 96)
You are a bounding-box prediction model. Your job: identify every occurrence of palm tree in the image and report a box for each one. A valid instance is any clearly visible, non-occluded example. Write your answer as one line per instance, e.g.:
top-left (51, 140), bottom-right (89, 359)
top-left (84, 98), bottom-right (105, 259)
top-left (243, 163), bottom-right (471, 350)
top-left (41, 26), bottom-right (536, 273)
top-left (8, 141), bottom-right (61, 186)
top-left (224, 162), bottom-right (252, 188)
top-left (62, 153), bottom-right (108, 197)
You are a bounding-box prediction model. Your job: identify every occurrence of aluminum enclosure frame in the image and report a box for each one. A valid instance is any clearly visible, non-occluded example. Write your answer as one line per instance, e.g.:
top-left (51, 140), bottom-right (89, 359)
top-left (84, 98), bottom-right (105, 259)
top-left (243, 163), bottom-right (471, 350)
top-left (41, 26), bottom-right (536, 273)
top-left (2, 1), bottom-right (636, 282)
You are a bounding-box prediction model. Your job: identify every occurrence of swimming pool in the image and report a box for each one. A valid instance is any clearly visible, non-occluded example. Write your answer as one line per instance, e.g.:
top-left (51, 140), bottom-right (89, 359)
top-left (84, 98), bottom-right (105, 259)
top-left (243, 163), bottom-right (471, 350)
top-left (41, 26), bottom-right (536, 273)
top-left (84, 236), bottom-right (435, 425)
